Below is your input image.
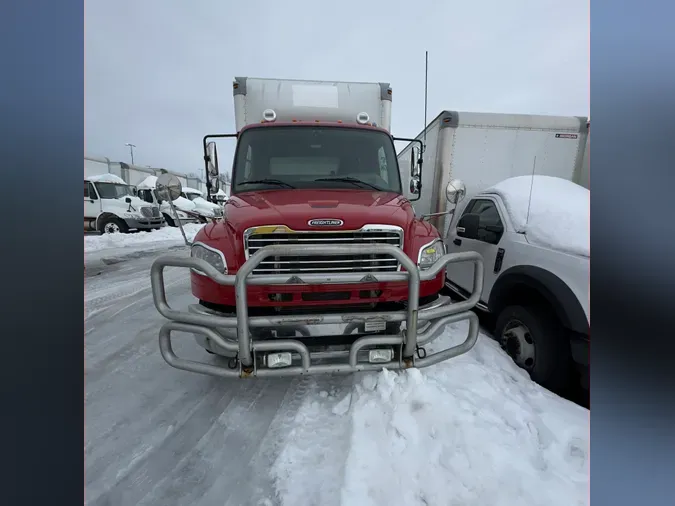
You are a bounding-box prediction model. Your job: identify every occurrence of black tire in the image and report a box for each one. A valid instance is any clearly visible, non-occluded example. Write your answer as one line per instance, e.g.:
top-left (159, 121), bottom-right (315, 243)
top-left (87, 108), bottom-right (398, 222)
top-left (495, 304), bottom-right (571, 393)
top-left (163, 213), bottom-right (176, 227)
top-left (98, 216), bottom-right (128, 235)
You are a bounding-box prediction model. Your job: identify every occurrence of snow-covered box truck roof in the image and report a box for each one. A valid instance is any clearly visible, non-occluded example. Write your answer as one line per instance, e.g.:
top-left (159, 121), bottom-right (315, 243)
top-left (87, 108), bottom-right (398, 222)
top-left (232, 77), bottom-right (393, 132)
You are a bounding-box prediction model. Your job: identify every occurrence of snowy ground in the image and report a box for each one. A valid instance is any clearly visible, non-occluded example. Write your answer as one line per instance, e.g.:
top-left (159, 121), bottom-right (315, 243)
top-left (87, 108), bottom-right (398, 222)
top-left (85, 251), bottom-right (589, 506)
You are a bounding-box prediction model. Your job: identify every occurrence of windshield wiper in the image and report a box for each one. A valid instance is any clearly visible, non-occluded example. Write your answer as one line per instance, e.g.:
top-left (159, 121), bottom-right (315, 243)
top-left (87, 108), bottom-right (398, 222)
top-left (314, 176), bottom-right (385, 192)
top-left (238, 179), bottom-right (296, 189)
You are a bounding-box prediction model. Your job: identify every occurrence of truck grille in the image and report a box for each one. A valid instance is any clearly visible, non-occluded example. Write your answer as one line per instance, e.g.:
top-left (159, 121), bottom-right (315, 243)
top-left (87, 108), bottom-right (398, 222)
top-left (140, 206), bottom-right (160, 218)
top-left (245, 227), bottom-right (403, 275)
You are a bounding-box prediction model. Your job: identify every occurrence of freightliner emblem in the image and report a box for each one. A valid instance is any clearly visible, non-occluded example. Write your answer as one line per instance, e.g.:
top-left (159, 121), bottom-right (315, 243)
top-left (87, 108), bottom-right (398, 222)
top-left (308, 219), bottom-right (344, 227)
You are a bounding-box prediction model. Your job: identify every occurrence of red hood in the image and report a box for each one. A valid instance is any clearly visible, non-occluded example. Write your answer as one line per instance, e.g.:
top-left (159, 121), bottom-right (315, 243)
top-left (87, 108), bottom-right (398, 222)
top-left (224, 189), bottom-right (414, 232)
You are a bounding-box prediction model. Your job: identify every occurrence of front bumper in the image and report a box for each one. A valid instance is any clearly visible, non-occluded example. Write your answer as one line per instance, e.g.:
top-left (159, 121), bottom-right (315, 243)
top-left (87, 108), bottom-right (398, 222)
top-left (192, 270), bottom-right (445, 307)
top-left (150, 243), bottom-right (485, 378)
top-left (125, 217), bottom-right (163, 230)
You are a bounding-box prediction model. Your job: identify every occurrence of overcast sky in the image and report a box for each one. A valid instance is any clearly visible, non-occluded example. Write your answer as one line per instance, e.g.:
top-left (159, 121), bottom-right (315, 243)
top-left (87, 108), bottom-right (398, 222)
top-left (85, 0), bottom-right (589, 177)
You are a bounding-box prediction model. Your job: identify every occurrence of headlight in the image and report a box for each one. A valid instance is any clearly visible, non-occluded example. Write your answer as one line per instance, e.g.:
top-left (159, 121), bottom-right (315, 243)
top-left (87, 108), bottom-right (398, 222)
top-left (191, 242), bottom-right (227, 275)
top-left (417, 239), bottom-right (444, 270)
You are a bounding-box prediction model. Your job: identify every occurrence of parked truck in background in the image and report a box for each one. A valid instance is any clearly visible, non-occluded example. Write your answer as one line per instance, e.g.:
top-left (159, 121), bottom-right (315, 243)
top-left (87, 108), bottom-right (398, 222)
top-left (137, 175), bottom-right (200, 227)
top-left (150, 77), bottom-right (485, 379)
top-left (84, 173), bottom-right (164, 233)
top-left (398, 112), bottom-right (590, 393)
top-left (181, 187), bottom-right (224, 222)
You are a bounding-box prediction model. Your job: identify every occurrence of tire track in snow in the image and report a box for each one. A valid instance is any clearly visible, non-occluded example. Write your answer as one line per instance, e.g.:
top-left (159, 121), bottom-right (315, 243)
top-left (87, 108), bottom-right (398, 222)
top-left (265, 374), bottom-right (361, 506)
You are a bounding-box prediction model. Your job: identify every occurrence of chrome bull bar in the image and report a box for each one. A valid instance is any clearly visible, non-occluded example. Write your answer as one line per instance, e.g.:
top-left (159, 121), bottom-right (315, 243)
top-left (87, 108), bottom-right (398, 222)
top-left (150, 244), bottom-right (484, 378)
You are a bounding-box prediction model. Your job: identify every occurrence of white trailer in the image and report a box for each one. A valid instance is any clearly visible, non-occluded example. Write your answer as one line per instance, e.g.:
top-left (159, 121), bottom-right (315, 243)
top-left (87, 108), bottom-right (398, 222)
top-left (397, 110), bottom-right (589, 234)
top-left (232, 77), bottom-right (393, 132)
top-left (85, 156), bottom-right (124, 181)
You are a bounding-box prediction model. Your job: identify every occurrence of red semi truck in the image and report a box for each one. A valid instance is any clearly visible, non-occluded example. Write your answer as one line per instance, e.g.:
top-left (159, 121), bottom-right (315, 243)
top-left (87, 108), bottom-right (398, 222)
top-left (150, 77), bottom-right (484, 378)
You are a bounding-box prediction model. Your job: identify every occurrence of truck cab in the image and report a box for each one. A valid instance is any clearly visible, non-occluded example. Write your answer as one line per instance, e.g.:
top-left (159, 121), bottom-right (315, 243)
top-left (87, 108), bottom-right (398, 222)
top-left (84, 173), bottom-right (163, 233)
top-left (180, 187), bottom-right (223, 222)
top-left (445, 175), bottom-right (590, 392)
top-left (149, 77), bottom-right (484, 379)
top-left (136, 175), bottom-right (200, 227)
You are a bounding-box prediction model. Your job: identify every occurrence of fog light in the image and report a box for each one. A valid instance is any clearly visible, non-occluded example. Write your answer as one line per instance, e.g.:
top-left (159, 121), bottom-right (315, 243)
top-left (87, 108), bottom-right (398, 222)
top-left (368, 348), bottom-right (393, 364)
top-left (266, 352), bottom-right (293, 368)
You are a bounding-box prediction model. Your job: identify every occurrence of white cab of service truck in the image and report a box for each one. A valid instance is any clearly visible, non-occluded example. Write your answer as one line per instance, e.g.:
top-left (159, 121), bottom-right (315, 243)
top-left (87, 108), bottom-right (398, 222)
top-left (136, 175), bottom-right (199, 227)
top-left (398, 111), bottom-right (590, 393)
top-left (84, 173), bottom-right (163, 233)
top-left (181, 187), bottom-right (223, 220)
top-left (233, 76), bottom-right (392, 131)
top-left (445, 175), bottom-right (590, 392)
top-left (398, 110), bottom-right (589, 236)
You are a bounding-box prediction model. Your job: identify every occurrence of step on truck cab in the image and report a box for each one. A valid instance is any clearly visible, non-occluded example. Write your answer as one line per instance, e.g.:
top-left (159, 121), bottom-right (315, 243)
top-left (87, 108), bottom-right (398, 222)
top-left (150, 77), bottom-right (484, 379)
top-left (84, 173), bottom-right (163, 233)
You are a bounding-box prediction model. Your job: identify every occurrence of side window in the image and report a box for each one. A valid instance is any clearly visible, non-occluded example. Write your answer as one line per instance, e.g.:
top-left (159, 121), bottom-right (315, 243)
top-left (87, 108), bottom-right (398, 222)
top-left (139, 189), bottom-right (154, 203)
top-left (86, 182), bottom-right (98, 200)
top-left (460, 198), bottom-right (504, 245)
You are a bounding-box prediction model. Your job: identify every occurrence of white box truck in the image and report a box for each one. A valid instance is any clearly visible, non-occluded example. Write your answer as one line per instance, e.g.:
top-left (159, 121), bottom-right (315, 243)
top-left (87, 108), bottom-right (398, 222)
top-left (398, 111), bottom-right (590, 394)
top-left (232, 76), bottom-right (392, 132)
top-left (397, 110), bottom-right (589, 235)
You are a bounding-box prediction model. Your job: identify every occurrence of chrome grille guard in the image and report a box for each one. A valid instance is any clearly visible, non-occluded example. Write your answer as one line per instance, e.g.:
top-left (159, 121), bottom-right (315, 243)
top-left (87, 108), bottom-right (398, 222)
top-left (151, 243), bottom-right (484, 378)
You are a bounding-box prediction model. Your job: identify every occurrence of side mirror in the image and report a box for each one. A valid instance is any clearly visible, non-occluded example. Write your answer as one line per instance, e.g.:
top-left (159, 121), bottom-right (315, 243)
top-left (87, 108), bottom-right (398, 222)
top-left (410, 147), bottom-right (421, 178)
top-left (456, 213), bottom-right (480, 240)
top-left (409, 177), bottom-right (421, 194)
top-left (205, 141), bottom-right (220, 193)
top-left (446, 179), bottom-right (466, 205)
top-left (125, 197), bottom-right (132, 204)
top-left (156, 173), bottom-right (183, 201)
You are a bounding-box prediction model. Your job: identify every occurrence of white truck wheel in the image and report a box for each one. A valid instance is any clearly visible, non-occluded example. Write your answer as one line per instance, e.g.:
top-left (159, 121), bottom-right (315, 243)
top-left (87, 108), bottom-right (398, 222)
top-left (495, 305), bottom-right (571, 393)
top-left (99, 216), bottom-right (128, 234)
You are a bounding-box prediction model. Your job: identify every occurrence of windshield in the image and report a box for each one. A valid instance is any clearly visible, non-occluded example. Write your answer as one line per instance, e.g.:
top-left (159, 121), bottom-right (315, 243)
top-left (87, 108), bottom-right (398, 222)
top-left (94, 182), bottom-right (133, 199)
top-left (231, 126), bottom-right (402, 194)
top-left (138, 189), bottom-right (162, 204)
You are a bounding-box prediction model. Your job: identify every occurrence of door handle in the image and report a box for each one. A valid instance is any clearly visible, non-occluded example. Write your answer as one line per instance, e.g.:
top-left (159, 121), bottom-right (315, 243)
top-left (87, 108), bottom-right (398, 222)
top-left (453, 238), bottom-right (462, 246)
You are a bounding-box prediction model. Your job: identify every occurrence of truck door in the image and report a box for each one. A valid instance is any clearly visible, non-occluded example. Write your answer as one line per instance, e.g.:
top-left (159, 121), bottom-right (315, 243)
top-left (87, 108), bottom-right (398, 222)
top-left (445, 197), bottom-right (506, 301)
top-left (84, 181), bottom-right (100, 218)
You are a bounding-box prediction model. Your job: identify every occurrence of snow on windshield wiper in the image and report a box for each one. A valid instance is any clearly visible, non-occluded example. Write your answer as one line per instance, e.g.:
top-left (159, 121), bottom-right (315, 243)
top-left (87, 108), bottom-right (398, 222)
top-left (314, 176), bottom-right (385, 192)
top-left (239, 179), bottom-right (296, 189)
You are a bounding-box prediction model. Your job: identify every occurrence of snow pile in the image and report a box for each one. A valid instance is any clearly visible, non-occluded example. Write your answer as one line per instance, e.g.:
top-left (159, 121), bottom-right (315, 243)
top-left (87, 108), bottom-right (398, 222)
top-left (485, 176), bottom-right (590, 257)
top-left (271, 323), bottom-right (589, 506)
top-left (84, 223), bottom-right (204, 253)
top-left (87, 173), bottom-right (127, 185)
